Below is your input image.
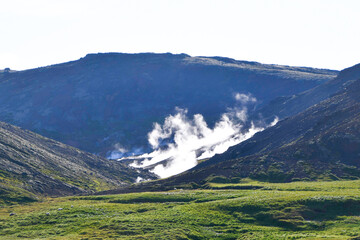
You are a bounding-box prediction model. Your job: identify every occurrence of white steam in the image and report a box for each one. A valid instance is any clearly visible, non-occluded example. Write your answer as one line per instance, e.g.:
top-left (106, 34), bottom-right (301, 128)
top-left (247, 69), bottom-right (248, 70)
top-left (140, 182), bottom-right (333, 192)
top-left (128, 93), bottom-right (278, 178)
top-left (107, 143), bottom-right (128, 159)
top-left (235, 93), bottom-right (257, 104)
top-left (107, 144), bottom-right (144, 160)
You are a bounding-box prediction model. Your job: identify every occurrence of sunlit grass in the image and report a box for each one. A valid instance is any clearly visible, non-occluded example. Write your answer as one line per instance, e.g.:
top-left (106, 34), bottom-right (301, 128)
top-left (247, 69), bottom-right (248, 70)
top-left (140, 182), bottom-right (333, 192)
top-left (1, 180), bottom-right (360, 239)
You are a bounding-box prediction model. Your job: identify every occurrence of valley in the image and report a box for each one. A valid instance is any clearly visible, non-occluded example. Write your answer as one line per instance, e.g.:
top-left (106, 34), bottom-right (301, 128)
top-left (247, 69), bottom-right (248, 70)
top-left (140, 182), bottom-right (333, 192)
top-left (0, 53), bottom-right (359, 240)
top-left (2, 1), bottom-right (360, 239)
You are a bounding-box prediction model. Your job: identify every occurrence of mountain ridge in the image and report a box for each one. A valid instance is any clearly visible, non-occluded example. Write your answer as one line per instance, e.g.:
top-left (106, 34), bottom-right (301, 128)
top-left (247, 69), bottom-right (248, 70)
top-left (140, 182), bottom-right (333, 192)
top-left (0, 52), bottom-right (337, 156)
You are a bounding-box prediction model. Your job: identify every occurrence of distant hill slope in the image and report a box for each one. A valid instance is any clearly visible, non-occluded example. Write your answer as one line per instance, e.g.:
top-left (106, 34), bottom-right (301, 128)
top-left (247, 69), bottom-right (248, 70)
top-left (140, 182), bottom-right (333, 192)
top-left (0, 121), bottom-right (155, 203)
top-left (0, 53), bottom-right (337, 155)
top-left (103, 64), bottom-right (360, 193)
top-left (252, 63), bottom-right (360, 122)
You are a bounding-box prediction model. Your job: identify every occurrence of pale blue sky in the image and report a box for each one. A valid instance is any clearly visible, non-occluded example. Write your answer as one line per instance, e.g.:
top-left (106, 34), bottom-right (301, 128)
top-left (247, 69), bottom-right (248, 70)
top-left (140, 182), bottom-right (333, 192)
top-left (1, 0), bottom-right (359, 70)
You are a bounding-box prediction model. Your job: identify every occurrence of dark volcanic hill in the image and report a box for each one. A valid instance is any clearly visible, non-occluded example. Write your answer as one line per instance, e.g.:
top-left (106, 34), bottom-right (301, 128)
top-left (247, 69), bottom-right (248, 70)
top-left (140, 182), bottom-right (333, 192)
top-left (0, 121), bottom-right (155, 203)
top-left (0, 53), bottom-right (337, 155)
top-left (102, 63), bottom-right (360, 193)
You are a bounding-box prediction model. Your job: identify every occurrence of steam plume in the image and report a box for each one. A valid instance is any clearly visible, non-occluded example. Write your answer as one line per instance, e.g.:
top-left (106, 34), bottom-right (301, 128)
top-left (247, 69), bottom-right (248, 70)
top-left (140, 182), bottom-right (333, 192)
top-left (128, 94), bottom-right (278, 178)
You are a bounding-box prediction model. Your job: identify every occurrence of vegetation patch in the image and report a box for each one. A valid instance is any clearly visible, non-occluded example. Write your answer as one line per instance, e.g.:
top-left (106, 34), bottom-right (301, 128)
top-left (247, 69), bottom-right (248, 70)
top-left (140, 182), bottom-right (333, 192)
top-left (1, 180), bottom-right (360, 239)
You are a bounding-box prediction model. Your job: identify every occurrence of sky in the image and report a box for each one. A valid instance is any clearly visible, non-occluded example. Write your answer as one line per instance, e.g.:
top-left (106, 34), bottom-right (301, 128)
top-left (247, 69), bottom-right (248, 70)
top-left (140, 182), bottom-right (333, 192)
top-left (0, 0), bottom-right (359, 71)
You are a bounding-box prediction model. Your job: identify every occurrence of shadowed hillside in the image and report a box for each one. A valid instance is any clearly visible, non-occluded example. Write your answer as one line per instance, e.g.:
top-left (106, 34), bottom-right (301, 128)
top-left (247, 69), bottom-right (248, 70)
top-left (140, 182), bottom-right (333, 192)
top-left (0, 53), bottom-right (337, 155)
top-left (102, 63), bottom-right (360, 193)
top-left (253, 63), bottom-right (360, 122)
top-left (191, 78), bottom-right (360, 183)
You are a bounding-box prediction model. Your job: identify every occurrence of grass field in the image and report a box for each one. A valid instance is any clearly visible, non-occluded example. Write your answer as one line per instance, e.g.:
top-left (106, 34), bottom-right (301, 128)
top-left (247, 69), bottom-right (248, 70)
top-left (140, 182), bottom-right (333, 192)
top-left (1, 180), bottom-right (360, 239)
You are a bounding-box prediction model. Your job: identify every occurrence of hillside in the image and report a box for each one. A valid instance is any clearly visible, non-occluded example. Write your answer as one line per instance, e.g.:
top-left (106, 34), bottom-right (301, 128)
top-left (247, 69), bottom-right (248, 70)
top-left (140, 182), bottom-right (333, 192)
top-left (253, 63), bottom-right (360, 122)
top-left (104, 63), bottom-right (360, 193)
top-left (0, 53), bottom-right (337, 156)
top-left (177, 67), bottom-right (360, 184)
top-left (0, 121), bottom-right (155, 204)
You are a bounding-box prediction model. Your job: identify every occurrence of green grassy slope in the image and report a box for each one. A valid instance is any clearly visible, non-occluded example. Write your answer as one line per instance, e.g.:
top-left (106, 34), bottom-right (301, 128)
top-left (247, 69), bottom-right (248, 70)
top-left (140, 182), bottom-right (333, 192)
top-left (1, 180), bottom-right (360, 239)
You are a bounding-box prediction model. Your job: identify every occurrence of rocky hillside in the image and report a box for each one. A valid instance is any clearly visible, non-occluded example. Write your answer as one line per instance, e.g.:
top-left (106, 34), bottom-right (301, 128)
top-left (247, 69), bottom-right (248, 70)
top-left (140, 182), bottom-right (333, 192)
top-left (0, 53), bottom-right (337, 155)
top-left (0, 121), bottom-right (155, 203)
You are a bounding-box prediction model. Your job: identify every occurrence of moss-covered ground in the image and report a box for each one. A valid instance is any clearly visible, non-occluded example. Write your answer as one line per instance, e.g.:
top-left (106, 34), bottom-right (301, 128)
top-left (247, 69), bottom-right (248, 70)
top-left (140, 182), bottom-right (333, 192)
top-left (1, 180), bottom-right (360, 239)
